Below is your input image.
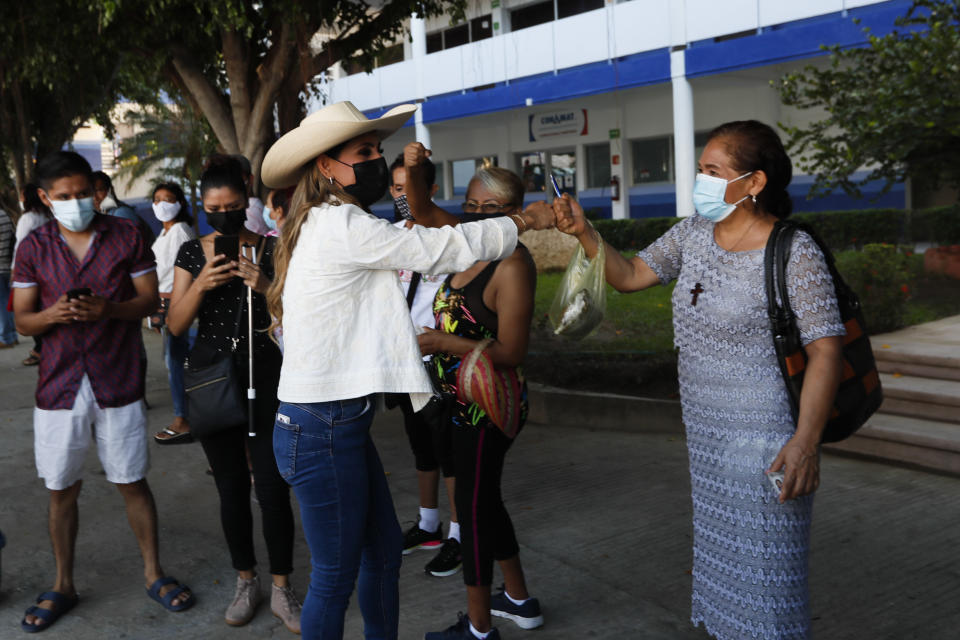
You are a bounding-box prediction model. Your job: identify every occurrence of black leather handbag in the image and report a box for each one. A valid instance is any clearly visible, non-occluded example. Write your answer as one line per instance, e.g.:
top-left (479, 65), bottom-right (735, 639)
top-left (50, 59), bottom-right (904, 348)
top-left (764, 220), bottom-right (883, 443)
top-left (183, 296), bottom-right (248, 439)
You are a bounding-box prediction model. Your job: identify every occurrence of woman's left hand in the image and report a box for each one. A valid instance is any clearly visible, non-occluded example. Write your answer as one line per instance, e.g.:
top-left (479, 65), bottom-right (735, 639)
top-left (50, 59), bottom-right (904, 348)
top-left (234, 254), bottom-right (270, 294)
top-left (768, 436), bottom-right (820, 503)
top-left (418, 327), bottom-right (450, 356)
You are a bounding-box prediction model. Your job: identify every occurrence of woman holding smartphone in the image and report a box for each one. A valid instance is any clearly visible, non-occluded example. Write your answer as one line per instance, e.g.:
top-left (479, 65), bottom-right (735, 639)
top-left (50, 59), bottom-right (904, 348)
top-left (260, 101), bottom-right (554, 640)
top-left (166, 156), bottom-right (302, 634)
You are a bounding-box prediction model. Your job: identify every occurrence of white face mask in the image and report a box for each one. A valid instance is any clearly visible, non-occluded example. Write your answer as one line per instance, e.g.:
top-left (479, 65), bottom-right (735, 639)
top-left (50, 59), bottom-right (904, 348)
top-left (692, 172), bottom-right (753, 223)
top-left (152, 200), bottom-right (181, 222)
top-left (50, 197), bottom-right (97, 232)
top-left (99, 195), bottom-right (117, 212)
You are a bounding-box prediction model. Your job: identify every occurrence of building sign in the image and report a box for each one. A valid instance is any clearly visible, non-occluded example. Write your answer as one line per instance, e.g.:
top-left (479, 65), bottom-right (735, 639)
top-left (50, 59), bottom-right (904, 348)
top-left (528, 109), bottom-right (588, 142)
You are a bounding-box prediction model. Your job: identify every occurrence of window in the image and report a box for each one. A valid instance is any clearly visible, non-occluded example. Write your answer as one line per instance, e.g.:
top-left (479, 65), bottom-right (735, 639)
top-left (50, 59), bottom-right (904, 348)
top-left (517, 152), bottom-right (546, 193)
top-left (557, 0), bottom-right (604, 19)
top-left (470, 14), bottom-right (493, 41)
top-left (585, 143), bottom-right (611, 189)
top-left (631, 136), bottom-right (673, 184)
top-left (511, 1), bottom-right (554, 31)
top-left (694, 131), bottom-right (711, 168)
top-left (425, 14), bottom-right (494, 54)
top-left (452, 156), bottom-right (498, 196)
top-left (444, 23), bottom-right (469, 48)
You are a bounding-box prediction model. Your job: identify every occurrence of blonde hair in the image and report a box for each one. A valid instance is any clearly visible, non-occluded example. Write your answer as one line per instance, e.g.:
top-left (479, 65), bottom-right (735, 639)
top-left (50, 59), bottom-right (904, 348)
top-left (471, 166), bottom-right (524, 208)
top-left (266, 161), bottom-right (358, 330)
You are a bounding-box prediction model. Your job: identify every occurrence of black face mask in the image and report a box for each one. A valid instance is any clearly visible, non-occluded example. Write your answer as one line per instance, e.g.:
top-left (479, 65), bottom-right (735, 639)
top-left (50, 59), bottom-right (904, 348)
top-left (206, 210), bottom-right (246, 235)
top-left (393, 194), bottom-right (414, 222)
top-left (340, 157), bottom-right (389, 209)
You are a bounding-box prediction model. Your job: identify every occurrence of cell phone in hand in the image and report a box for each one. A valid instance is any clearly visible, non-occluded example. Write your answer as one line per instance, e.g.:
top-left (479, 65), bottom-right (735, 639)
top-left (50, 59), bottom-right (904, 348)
top-left (66, 287), bottom-right (92, 301)
top-left (214, 235), bottom-right (240, 263)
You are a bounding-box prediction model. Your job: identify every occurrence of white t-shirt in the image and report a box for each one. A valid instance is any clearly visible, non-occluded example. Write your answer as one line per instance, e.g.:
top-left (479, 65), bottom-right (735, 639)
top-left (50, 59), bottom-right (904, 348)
top-left (12, 211), bottom-right (50, 271)
top-left (393, 220), bottom-right (448, 339)
top-left (244, 196), bottom-right (267, 235)
top-left (151, 222), bottom-right (196, 293)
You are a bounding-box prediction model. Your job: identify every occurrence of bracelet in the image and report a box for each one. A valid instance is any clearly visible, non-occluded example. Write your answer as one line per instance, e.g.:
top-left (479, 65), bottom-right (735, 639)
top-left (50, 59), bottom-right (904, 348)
top-left (509, 213), bottom-right (528, 233)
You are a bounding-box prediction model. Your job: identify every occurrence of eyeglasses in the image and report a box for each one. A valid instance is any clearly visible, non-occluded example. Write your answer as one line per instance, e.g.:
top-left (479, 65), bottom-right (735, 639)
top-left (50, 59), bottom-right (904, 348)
top-left (461, 201), bottom-right (515, 214)
top-left (204, 206), bottom-right (246, 214)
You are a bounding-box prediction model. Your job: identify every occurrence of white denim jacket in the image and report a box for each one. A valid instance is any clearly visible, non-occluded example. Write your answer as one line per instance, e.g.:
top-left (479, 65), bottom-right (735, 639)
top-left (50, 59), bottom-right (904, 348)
top-left (278, 202), bottom-right (518, 411)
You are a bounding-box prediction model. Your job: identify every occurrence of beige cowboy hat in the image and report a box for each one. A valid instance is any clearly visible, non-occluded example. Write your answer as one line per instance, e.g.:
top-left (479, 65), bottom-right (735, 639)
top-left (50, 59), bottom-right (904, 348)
top-left (261, 101), bottom-right (417, 188)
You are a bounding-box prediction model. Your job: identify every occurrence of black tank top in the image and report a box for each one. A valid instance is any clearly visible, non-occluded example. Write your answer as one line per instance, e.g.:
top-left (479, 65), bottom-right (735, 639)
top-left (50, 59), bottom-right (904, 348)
top-left (430, 255), bottom-right (528, 430)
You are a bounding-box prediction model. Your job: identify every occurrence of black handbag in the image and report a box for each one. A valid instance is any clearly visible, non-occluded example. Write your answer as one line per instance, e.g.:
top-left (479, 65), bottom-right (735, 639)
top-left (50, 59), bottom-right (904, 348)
top-left (764, 220), bottom-right (883, 443)
top-left (183, 295), bottom-right (248, 439)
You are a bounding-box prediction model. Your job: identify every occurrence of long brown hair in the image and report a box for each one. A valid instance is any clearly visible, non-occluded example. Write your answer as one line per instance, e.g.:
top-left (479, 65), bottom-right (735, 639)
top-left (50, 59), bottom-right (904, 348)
top-left (266, 160), bottom-right (358, 331)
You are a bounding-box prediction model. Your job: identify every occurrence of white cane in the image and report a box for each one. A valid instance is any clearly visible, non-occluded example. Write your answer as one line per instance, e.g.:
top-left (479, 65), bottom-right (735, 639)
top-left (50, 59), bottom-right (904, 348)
top-left (244, 244), bottom-right (257, 437)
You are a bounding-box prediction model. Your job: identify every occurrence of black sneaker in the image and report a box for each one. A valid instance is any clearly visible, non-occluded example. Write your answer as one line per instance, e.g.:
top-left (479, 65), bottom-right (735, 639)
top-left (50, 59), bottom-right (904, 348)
top-left (403, 518), bottom-right (444, 555)
top-left (424, 613), bottom-right (501, 640)
top-left (490, 586), bottom-right (544, 630)
top-left (424, 537), bottom-right (462, 577)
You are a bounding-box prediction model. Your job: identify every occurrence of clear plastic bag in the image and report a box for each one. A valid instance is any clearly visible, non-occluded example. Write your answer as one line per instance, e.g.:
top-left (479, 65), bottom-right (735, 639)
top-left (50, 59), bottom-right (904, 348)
top-left (548, 240), bottom-right (606, 340)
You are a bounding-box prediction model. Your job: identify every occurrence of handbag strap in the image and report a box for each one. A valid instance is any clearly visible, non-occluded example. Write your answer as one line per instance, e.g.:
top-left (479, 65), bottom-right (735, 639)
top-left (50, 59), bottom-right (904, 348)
top-left (405, 272), bottom-right (422, 309)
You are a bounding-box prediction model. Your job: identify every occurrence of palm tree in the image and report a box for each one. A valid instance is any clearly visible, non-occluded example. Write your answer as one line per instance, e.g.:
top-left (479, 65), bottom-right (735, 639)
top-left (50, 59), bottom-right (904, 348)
top-left (114, 99), bottom-right (219, 230)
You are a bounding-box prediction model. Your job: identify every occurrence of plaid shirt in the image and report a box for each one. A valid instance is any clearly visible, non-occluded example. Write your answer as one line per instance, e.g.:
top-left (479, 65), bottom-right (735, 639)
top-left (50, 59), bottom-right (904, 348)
top-left (12, 214), bottom-right (156, 409)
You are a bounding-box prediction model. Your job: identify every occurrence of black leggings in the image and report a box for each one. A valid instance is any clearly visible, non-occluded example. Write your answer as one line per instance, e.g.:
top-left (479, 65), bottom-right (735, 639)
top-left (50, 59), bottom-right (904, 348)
top-left (199, 360), bottom-right (294, 576)
top-left (453, 422), bottom-right (520, 586)
top-left (399, 395), bottom-right (455, 478)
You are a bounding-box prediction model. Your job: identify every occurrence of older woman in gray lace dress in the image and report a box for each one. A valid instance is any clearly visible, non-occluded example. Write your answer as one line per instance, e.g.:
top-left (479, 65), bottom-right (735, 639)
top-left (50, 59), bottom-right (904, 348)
top-left (556, 120), bottom-right (844, 639)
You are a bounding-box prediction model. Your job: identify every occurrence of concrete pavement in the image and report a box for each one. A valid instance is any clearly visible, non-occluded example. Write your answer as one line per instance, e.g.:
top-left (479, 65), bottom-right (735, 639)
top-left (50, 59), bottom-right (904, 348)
top-left (0, 331), bottom-right (958, 639)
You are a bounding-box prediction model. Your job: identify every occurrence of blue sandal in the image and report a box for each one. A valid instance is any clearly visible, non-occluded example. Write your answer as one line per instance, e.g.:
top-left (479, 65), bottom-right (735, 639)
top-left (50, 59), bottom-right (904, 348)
top-left (146, 576), bottom-right (195, 612)
top-left (21, 591), bottom-right (78, 633)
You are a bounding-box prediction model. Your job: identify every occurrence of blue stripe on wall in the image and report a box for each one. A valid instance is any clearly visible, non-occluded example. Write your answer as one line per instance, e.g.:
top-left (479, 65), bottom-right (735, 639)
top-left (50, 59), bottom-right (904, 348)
top-left (685, 0), bottom-right (913, 78)
top-left (364, 1), bottom-right (910, 125)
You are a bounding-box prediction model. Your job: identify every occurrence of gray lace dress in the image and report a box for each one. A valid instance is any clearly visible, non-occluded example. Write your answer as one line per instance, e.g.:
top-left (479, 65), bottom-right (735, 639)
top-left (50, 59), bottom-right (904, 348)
top-left (637, 215), bottom-right (845, 640)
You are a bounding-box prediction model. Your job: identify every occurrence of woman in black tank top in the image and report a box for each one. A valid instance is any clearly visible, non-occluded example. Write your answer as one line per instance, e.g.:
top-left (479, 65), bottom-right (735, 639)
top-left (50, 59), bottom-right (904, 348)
top-left (414, 165), bottom-right (546, 639)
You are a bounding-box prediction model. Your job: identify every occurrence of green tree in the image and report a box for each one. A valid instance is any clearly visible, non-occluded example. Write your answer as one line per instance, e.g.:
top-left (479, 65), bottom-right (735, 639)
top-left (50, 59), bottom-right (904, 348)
top-left (102, 0), bottom-right (465, 189)
top-left (775, 0), bottom-right (960, 201)
top-left (114, 99), bottom-right (219, 229)
top-left (0, 0), bottom-right (161, 203)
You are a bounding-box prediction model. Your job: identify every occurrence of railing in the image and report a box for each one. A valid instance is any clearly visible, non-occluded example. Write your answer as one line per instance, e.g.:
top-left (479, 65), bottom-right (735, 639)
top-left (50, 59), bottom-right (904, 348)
top-left (322, 0), bottom-right (889, 111)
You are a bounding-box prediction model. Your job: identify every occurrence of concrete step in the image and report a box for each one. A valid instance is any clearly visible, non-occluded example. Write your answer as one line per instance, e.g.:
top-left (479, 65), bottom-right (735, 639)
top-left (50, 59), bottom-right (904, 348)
top-left (825, 413), bottom-right (960, 476)
top-left (873, 343), bottom-right (960, 371)
top-left (877, 373), bottom-right (960, 424)
top-left (876, 359), bottom-right (960, 382)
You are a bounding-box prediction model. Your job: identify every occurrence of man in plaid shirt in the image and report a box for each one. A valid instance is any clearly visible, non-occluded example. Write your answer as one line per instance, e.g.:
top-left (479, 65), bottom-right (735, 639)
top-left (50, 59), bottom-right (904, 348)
top-left (12, 152), bottom-right (194, 631)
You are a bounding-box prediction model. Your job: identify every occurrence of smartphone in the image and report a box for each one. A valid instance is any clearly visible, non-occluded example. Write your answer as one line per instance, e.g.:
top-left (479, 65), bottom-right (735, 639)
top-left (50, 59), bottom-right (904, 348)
top-left (550, 174), bottom-right (563, 198)
top-left (66, 287), bottom-right (92, 300)
top-left (214, 235), bottom-right (240, 263)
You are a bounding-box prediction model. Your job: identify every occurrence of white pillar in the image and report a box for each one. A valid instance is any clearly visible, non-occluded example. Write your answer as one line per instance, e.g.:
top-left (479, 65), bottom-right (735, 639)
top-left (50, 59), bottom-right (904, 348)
top-left (575, 143), bottom-right (587, 193)
top-left (442, 160), bottom-right (454, 201)
top-left (671, 48), bottom-right (695, 218)
top-left (410, 14), bottom-right (431, 148)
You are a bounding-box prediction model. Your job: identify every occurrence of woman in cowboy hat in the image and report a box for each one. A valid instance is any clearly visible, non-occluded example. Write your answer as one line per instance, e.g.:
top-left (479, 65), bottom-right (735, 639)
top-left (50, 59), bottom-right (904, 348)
top-left (261, 101), bottom-right (555, 640)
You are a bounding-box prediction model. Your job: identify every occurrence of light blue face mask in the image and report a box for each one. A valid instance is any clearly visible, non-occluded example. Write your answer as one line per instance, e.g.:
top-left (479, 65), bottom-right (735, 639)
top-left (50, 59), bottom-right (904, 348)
top-left (49, 197), bottom-right (97, 232)
top-left (262, 206), bottom-right (277, 231)
top-left (692, 172), bottom-right (753, 222)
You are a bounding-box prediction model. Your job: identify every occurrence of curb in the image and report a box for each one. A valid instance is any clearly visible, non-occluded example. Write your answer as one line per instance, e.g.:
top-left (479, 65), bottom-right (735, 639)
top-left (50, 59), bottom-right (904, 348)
top-left (528, 383), bottom-right (683, 434)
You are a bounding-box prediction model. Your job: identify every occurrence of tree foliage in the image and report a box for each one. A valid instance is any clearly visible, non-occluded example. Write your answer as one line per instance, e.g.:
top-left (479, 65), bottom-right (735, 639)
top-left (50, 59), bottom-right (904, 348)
top-left (0, 0), bottom-right (162, 208)
top-left (102, 0), bottom-right (465, 190)
top-left (775, 0), bottom-right (960, 199)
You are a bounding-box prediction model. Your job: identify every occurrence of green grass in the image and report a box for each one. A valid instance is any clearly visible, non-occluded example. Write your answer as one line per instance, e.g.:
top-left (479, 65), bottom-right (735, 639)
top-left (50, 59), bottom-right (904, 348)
top-left (532, 272), bottom-right (676, 353)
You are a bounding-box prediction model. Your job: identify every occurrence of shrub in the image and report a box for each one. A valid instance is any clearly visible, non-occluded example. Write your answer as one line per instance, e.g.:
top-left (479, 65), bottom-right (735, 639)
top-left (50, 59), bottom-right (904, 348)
top-left (593, 205), bottom-right (960, 252)
top-left (835, 244), bottom-right (913, 334)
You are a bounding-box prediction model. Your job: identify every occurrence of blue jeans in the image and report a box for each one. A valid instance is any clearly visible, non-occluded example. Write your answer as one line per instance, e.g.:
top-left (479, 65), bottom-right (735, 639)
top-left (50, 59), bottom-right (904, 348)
top-left (164, 329), bottom-right (190, 418)
top-left (0, 274), bottom-right (16, 345)
top-left (274, 398), bottom-right (402, 640)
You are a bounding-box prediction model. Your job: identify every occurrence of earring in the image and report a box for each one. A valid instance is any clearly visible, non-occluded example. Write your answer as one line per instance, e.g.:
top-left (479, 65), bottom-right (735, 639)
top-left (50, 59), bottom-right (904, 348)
top-left (328, 175), bottom-right (334, 185)
top-left (751, 194), bottom-right (757, 204)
